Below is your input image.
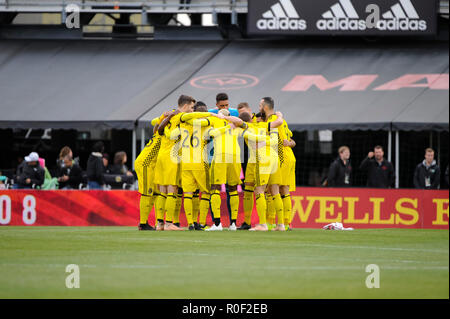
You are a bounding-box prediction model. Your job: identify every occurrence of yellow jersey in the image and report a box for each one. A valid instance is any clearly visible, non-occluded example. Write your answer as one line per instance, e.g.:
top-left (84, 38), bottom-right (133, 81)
top-left (178, 113), bottom-right (213, 171)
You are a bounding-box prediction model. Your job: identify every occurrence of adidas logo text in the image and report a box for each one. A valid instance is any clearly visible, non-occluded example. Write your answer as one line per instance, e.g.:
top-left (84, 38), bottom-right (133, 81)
top-left (317, 0), bottom-right (367, 31)
top-left (257, 0), bottom-right (307, 31)
top-left (376, 0), bottom-right (427, 31)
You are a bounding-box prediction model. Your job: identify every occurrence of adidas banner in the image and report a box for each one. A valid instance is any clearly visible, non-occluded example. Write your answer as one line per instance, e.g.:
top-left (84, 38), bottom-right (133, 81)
top-left (247, 0), bottom-right (438, 35)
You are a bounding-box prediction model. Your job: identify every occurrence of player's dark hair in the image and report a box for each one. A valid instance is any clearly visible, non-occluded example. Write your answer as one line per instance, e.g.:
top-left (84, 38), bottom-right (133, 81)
top-left (239, 112), bottom-right (252, 123)
top-left (92, 141), bottom-right (104, 153)
top-left (261, 97), bottom-right (274, 110)
top-left (178, 95), bottom-right (196, 107)
top-left (216, 93), bottom-right (228, 103)
top-left (255, 112), bottom-right (266, 121)
top-left (374, 145), bottom-right (384, 151)
top-left (194, 101), bottom-right (207, 112)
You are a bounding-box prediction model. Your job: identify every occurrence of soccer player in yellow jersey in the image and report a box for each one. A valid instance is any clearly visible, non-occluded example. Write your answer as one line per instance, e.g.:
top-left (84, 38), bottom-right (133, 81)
top-left (134, 113), bottom-right (168, 230)
top-left (264, 101), bottom-right (296, 230)
top-left (248, 97), bottom-right (287, 232)
top-left (205, 113), bottom-right (273, 232)
top-left (236, 103), bottom-right (260, 230)
top-left (153, 95), bottom-right (196, 231)
top-left (204, 113), bottom-right (249, 231)
top-left (177, 107), bottom-right (222, 230)
top-left (235, 108), bottom-right (283, 231)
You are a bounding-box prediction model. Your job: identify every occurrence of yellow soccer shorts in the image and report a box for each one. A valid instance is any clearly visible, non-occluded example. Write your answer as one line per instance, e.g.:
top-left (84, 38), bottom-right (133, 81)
top-left (135, 149), bottom-right (158, 196)
top-left (182, 169), bottom-right (210, 193)
top-left (154, 155), bottom-right (182, 187)
top-left (256, 157), bottom-right (282, 187)
top-left (244, 162), bottom-right (256, 185)
top-left (210, 161), bottom-right (242, 186)
top-left (281, 160), bottom-right (296, 191)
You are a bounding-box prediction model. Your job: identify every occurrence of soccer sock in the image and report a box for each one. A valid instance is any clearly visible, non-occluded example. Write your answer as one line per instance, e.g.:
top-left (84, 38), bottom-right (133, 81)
top-left (155, 193), bottom-right (167, 222)
top-left (165, 193), bottom-right (177, 223)
top-left (229, 190), bottom-right (239, 224)
top-left (173, 192), bottom-right (182, 225)
top-left (243, 186), bottom-right (254, 225)
top-left (184, 194), bottom-right (194, 225)
top-left (193, 192), bottom-right (200, 223)
top-left (210, 190), bottom-right (222, 226)
top-left (139, 194), bottom-right (152, 224)
top-left (273, 194), bottom-right (284, 225)
top-left (255, 193), bottom-right (267, 225)
top-left (266, 194), bottom-right (275, 225)
top-left (199, 193), bottom-right (210, 226)
top-left (282, 194), bottom-right (293, 225)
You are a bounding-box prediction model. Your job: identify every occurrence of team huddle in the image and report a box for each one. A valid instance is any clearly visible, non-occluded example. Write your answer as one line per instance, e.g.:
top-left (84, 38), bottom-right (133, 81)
top-left (134, 93), bottom-right (296, 232)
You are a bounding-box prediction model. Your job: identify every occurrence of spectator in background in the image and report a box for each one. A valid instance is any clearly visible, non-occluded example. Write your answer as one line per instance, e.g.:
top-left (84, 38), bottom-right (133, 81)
top-left (103, 153), bottom-right (111, 174)
top-left (413, 148), bottom-right (441, 189)
top-left (57, 153), bottom-right (83, 189)
top-left (87, 142), bottom-right (105, 190)
top-left (0, 171), bottom-right (6, 190)
top-left (359, 146), bottom-right (395, 188)
top-left (110, 151), bottom-right (133, 177)
top-left (327, 146), bottom-right (352, 187)
top-left (208, 93), bottom-right (239, 117)
top-left (58, 146), bottom-right (73, 168)
top-left (39, 157), bottom-right (58, 190)
top-left (15, 152), bottom-right (45, 189)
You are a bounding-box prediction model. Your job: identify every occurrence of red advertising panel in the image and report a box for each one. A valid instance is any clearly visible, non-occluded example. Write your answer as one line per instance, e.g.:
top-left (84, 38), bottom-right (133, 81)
top-left (0, 189), bottom-right (448, 229)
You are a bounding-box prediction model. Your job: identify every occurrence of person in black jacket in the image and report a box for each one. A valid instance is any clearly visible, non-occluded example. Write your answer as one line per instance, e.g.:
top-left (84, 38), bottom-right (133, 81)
top-left (327, 146), bottom-right (352, 187)
top-left (15, 152), bottom-right (45, 189)
top-left (413, 148), bottom-right (441, 189)
top-left (57, 153), bottom-right (83, 189)
top-left (359, 145), bottom-right (395, 188)
top-left (87, 141), bottom-right (105, 190)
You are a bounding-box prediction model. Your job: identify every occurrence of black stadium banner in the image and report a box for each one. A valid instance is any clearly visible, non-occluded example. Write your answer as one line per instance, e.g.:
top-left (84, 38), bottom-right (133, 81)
top-left (247, 0), bottom-right (438, 35)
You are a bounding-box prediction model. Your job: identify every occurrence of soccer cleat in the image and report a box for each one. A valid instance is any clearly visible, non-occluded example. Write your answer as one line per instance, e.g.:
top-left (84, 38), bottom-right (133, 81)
top-left (249, 224), bottom-right (268, 232)
top-left (164, 223), bottom-right (184, 231)
top-left (188, 225), bottom-right (195, 231)
top-left (267, 224), bottom-right (276, 231)
top-left (228, 223), bottom-right (237, 231)
top-left (194, 223), bottom-right (204, 231)
top-left (205, 223), bottom-right (223, 231)
top-left (272, 224), bottom-right (286, 232)
top-left (138, 223), bottom-right (155, 231)
top-left (286, 225), bottom-right (292, 231)
top-left (156, 221), bottom-right (165, 231)
top-left (237, 222), bottom-right (251, 230)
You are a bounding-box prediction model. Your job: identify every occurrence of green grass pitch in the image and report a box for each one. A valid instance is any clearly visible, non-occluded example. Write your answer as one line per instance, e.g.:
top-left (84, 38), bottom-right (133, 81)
top-left (0, 227), bottom-right (448, 299)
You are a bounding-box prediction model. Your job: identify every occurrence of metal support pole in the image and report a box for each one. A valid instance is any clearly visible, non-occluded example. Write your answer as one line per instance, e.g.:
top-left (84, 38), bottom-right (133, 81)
top-left (388, 129), bottom-right (392, 163)
top-left (395, 131), bottom-right (400, 189)
top-left (132, 127), bottom-right (137, 171)
top-left (141, 128), bottom-right (145, 152)
top-left (212, 10), bottom-right (218, 25)
top-left (141, 7), bottom-right (148, 25)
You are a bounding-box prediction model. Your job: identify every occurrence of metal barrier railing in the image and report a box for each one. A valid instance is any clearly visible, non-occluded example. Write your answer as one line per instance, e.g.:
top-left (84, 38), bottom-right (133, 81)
top-left (0, 1), bottom-right (248, 13)
top-left (0, 1), bottom-right (248, 25)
